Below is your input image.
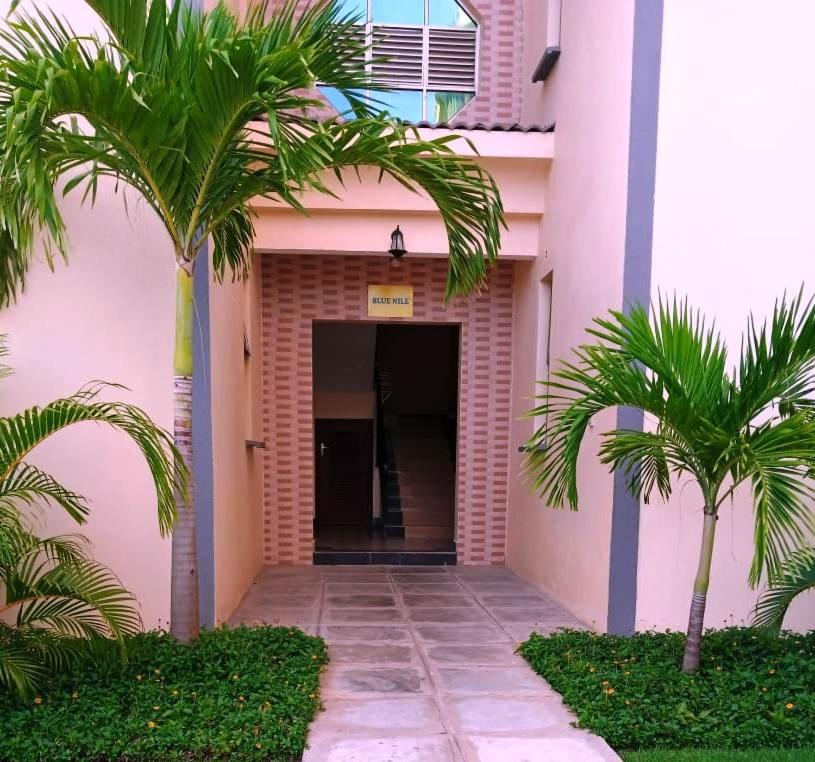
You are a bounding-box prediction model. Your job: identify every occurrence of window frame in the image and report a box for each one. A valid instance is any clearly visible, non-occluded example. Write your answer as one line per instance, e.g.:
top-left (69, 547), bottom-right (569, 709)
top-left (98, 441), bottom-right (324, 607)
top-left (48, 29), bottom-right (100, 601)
top-left (344, 0), bottom-right (480, 121)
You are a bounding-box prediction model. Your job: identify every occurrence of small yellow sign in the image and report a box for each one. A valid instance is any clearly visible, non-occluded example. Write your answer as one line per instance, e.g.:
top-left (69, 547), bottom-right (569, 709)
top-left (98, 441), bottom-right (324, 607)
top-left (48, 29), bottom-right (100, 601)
top-left (368, 284), bottom-right (414, 318)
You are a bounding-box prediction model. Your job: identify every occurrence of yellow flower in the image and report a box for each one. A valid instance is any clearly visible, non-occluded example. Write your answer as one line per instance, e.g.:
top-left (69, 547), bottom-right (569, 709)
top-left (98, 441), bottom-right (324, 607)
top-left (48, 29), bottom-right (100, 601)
top-left (232, 674), bottom-right (239, 681)
top-left (768, 669), bottom-right (776, 675)
top-left (147, 721), bottom-right (157, 729)
top-left (311, 654), bottom-right (318, 660)
top-left (309, 693), bottom-right (316, 699)
top-left (172, 690), bottom-right (179, 696)
top-left (716, 666), bottom-right (722, 672)
top-left (255, 743), bottom-right (262, 750)
top-left (786, 703), bottom-right (795, 710)
top-left (604, 687), bottom-right (616, 695)
top-left (239, 696), bottom-right (246, 702)
top-left (153, 705), bottom-right (160, 711)
top-left (71, 692), bottom-right (78, 700)
top-left (624, 671), bottom-right (631, 676)
top-left (762, 687), bottom-right (768, 692)
top-left (588, 666), bottom-right (596, 673)
top-left (154, 669), bottom-right (161, 675)
top-left (136, 675), bottom-right (143, 681)
top-left (33, 697), bottom-right (42, 705)
top-left (601, 680), bottom-right (610, 686)
top-left (625, 700), bottom-right (631, 705)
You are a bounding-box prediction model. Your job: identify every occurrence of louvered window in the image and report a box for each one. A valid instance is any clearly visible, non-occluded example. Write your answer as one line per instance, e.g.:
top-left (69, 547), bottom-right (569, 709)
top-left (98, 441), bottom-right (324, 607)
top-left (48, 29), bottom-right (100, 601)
top-left (322, 0), bottom-right (478, 122)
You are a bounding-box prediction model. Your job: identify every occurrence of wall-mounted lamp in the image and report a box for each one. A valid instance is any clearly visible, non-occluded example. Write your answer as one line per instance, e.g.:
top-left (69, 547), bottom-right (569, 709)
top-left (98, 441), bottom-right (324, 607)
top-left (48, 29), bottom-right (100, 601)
top-left (388, 225), bottom-right (407, 265)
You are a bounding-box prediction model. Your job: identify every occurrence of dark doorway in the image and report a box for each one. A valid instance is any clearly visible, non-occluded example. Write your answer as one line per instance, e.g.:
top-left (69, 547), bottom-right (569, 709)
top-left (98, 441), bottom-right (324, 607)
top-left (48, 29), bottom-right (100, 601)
top-left (315, 419), bottom-right (373, 530)
top-left (312, 321), bottom-right (459, 564)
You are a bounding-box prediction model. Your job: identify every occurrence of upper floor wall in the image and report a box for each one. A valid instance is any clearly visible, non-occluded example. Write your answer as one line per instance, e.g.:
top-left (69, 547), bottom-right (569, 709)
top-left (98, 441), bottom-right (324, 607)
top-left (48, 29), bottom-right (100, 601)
top-left (226, 0), bottom-right (526, 124)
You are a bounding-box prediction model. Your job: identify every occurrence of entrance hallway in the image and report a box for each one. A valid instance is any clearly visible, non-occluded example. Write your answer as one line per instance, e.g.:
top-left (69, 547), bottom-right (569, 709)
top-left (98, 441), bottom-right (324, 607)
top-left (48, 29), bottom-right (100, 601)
top-left (230, 566), bottom-right (620, 761)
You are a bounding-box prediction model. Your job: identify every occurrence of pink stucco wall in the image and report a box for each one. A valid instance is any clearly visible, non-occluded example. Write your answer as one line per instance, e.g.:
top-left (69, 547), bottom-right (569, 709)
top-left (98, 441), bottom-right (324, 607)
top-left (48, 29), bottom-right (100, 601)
top-left (0, 0), bottom-right (176, 629)
top-left (209, 267), bottom-right (266, 623)
top-left (505, 0), bottom-right (636, 629)
top-left (638, 1), bottom-right (815, 632)
top-left (0, 184), bottom-right (176, 630)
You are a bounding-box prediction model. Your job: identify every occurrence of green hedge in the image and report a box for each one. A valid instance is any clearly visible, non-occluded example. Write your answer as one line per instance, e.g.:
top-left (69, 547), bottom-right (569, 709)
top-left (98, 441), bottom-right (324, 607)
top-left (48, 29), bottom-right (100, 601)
top-left (0, 626), bottom-right (328, 761)
top-left (622, 751), bottom-right (814, 762)
top-left (519, 628), bottom-right (815, 751)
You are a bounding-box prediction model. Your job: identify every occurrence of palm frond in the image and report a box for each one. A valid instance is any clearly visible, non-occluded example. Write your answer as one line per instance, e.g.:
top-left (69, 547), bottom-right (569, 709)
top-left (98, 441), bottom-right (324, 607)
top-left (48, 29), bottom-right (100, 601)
top-left (0, 632), bottom-right (47, 698)
top-left (525, 300), bottom-right (730, 507)
top-left (741, 416), bottom-right (815, 585)
top-left (736, 288), bottom-right (815, 423)
top-left (0, 334), bottom-right (10, 379)
top-left (0, 0), bottom-right (501, 305)
top-left (0, 463), bottom-right (89, 524)
top-left (753, 546), bottom-right (815, 632)
top-left (0, 383), bottom-right (185, 534)
top-left (0, 520), bottom-right (141, 698)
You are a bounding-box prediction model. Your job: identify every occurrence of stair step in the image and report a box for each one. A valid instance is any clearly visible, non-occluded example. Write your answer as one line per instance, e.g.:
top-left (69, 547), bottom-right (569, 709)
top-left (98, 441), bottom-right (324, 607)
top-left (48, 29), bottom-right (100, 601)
top-left (405, 526), bottom-right (454, 540)
top-left (401, 498), bottom-right (453, 510)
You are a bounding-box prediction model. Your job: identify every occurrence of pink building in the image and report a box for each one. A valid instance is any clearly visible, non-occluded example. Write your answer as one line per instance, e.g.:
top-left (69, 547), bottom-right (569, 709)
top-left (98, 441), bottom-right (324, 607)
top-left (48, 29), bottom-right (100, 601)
top-left (2, 0), bottom-right (814, 634)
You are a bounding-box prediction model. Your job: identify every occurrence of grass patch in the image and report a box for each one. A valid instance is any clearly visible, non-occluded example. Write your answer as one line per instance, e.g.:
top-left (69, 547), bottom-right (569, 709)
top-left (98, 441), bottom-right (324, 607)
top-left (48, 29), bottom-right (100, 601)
top-left (621, 752), bottom-right (814, 762)
top-left (518, 628), bottom-right (815, 752)
top-left (0, 626), bottom-right (328, 761)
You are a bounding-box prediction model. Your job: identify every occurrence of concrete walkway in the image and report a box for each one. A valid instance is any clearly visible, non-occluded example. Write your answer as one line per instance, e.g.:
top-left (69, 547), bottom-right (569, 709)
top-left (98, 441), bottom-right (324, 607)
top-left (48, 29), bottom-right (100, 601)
top-left (231, 565), bottom-right (620, 762)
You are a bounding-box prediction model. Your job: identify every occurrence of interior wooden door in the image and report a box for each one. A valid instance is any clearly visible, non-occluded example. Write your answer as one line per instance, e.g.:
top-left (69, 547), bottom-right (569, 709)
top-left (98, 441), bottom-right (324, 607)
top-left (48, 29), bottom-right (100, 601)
top-left (315, 419), bottom-right (373, 528)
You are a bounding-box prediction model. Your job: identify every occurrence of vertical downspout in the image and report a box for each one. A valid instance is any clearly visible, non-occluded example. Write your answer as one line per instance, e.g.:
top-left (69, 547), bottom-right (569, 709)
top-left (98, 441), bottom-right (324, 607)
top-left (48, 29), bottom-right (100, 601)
top-left (188, 0), bottom-right (215, 629)
top-left (606, 0), bottom-right (664, 635)
top-left (193, 245), bottom-right (215, 629)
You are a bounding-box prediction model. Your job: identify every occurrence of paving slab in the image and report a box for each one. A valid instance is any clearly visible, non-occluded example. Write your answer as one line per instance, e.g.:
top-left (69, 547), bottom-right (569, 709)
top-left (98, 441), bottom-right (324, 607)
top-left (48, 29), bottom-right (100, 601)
top-left (326, 594), bottom-right (398, 607)
top-left (329, 643), bottom-right (416, 664)
top-left (425, 644), bottom-right (523, 666)
top-left (325, 582), bottom-right (395, 594)
top-left (402, 593), bottom-right (475, 607)
top-left (231, 566), bottom-right (619, 762)
top-left (309, 697), bottom-right (444, 735)
top-left (303, 735), bottom-right (458, 762)
top-left (436, 666), bottom-right (552, 694)
top-left (413, 623), bottom-right (512, 644)
top-left (323, 666), bottom-right (427, 695)
top-left (446, 696), bottom-right (575, 733)
top-left (394, 581), bottom-right (463, 593)
top-left (320, 625), bottom-right (411, 641)
top-left (407, 607), bottom-right (492, 623)
top-left (323, 607), bottom-right (405, 623)
top-left (460, 734), bottom-right (621, 762)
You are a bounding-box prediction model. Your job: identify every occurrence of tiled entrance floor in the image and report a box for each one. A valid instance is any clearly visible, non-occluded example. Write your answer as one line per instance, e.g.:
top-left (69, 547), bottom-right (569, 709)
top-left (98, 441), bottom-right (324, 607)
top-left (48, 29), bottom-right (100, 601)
top-left (230, 565), bottom-right (620, 762)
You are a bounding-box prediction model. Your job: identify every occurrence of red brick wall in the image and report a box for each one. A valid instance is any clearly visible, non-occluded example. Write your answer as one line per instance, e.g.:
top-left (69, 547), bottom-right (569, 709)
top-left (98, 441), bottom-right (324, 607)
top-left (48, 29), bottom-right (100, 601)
top-left (259, 254), bottom-right (515, 565)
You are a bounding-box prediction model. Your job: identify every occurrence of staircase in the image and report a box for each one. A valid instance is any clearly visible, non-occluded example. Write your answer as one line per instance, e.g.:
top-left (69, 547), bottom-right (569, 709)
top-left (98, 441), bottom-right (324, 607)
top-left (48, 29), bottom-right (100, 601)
top-left (386, 416), bottom-right (455, 541)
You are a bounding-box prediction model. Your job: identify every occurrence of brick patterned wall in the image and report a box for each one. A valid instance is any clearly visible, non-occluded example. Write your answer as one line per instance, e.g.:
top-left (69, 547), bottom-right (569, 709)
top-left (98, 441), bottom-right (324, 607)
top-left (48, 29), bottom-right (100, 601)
top-left (266, 0), bottom-right (525, 124)
top-left (260, 254), bottom-right (515, 565)
top-left (457, 0), bottom-right (524, 124)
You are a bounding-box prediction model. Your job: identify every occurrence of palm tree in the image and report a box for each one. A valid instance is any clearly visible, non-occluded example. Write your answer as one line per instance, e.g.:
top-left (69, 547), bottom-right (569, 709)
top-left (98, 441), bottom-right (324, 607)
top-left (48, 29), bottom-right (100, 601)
top-left (525, 294), bottom-right (815, 672)
top-left (0, 1), bottom-right (504, 641)
top-left (1, 511), bottom-right (143, 699)
top-left (753, 546), bottom-right (815, 633)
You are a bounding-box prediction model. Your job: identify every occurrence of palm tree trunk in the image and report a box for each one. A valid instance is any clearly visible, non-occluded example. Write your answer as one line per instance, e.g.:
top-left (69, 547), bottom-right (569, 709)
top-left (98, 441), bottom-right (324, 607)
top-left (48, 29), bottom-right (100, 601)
top-left (169, 264), bottom-right (200, 642)
top-left (681, 509), bottom-right (718, 672)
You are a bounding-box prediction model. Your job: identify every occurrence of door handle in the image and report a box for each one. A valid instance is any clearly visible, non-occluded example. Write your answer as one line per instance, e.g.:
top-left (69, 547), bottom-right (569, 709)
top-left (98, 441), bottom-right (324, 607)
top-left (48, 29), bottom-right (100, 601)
top-left (320, 442), bottom-right (328, 456)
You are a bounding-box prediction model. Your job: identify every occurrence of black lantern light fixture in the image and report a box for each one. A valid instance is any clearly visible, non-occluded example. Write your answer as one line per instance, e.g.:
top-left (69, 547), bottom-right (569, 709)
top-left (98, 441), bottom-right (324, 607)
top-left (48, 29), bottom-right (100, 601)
top-left (388, 225), bottom-right (407, 265)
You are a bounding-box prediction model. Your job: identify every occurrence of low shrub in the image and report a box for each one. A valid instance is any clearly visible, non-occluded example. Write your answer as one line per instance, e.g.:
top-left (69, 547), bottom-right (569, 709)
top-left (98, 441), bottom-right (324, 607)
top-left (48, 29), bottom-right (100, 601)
top-left (622, 751), bottom-right (815, 762)
top-left (0, 626), bottom-right (328, 761)
top-left (519, 628), bottom-right (815, 751)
